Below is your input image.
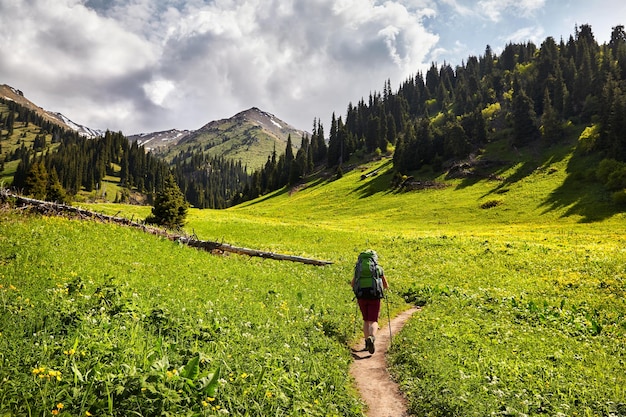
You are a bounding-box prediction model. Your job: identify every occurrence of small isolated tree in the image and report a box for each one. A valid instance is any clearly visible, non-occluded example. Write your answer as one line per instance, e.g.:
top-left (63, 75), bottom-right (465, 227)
top-left (145, 173), bottom-right (189, 229)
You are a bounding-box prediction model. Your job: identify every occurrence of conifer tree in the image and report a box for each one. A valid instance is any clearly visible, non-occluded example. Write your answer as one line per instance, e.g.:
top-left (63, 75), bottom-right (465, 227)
top-left (541, 88), bottom-right (563, 143)
top-left (46, 167), bottom-right (69, 204)
top-left (512, 78), bottom-right (540, 146)
top-left (25, 160), bottom-right (48, 200)
top-left (145, 173), bottom-right (189, 229)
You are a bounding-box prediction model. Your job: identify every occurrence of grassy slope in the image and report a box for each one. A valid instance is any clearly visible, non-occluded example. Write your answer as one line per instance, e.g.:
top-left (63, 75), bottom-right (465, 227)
top-left (1, 101), bottom-right (57, 183)
top-left (4, 132), bottom-right (626, 415)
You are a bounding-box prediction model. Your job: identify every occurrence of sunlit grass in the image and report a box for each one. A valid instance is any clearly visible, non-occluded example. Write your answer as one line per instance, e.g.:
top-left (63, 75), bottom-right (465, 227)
top-left (5, 143), bottom-right (626, 415)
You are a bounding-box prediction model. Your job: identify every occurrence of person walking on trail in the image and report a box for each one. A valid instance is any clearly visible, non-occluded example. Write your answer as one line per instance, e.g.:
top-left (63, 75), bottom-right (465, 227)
top-left (351, 249), bottom-right (388, 354)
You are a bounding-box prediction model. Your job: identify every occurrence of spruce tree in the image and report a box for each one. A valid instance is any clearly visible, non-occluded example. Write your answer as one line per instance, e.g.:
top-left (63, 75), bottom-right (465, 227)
top-left (25, 160), bottom-right (48, 200)
top-left (46, 167), bottom-right (69, 204)
top-left (145, 173), bottom-right (189, 229)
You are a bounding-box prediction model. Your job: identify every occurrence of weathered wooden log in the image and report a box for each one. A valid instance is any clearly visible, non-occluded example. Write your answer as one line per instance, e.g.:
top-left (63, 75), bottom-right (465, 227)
top-left (1, 190), bottom-right (333, 266)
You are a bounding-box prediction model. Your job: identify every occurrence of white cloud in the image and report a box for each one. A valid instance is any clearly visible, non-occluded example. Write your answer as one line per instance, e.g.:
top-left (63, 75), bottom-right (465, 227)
top-left (0, 0), bottom-right (442, 133)
top-left (8, 0), bottom-right (609, 137)
top-left (143, 79), bottom-right (176, 107)
top-left (478, 0), bottom-right (546, 22)
top-left (506, 26), bottom-right (545, 44)
top-left (477, 0), bottom-right (546, 22)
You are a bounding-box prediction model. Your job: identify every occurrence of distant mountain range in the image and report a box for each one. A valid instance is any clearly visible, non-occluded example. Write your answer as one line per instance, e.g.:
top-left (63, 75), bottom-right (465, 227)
top-left (0, 84), bottom-right (104, 138)
top-left (129, 107), bottom-right (306, 170)
top-left (2, 83), bottom-right (306, 171)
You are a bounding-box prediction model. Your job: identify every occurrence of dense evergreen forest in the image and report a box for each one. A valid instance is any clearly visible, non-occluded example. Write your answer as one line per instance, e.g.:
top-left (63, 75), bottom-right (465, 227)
top-left (2, 24), bottom-right (626, 209)
top-left (244, 24), bottom-right (626, 202)
top-left (0, 100), bottom-right (173, 204)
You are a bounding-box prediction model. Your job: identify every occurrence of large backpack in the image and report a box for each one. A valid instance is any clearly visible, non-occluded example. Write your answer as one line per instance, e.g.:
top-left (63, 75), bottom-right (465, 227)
top-left (352, 250), bottom-right (384, 299)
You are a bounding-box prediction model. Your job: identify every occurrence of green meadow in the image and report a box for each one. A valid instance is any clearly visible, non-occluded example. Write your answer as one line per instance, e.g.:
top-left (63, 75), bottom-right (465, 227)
top-left (2, 143), bottom-right (626, 415)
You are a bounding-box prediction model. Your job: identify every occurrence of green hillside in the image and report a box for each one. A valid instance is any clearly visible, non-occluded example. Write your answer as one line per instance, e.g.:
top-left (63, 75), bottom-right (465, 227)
top-left (4, 131), bottom-right (623, 415)
top-left (2, 22), bottom-right (626, 415)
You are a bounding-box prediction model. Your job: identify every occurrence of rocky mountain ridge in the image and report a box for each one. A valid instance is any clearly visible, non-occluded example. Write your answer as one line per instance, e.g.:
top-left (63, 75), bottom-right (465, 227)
top-left (0, 84), bottom-right (104, 139)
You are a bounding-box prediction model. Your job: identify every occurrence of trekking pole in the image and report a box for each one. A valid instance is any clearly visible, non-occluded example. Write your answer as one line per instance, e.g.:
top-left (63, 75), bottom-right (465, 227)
top-left (354, 300), bottom-right (359, 337)
top-left (385, 293), bottom-right (392, 347)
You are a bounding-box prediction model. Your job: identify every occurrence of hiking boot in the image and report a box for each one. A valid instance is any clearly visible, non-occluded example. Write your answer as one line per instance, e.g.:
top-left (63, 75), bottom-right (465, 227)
top-left (367, 336), bottom-right (375, 354)
top-left (364, 337), bottom-right (371, 352)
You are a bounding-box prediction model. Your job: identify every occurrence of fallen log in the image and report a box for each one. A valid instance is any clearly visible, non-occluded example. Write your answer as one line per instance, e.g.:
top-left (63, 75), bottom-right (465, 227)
top-left (1, 190), bottom-right (333, 266)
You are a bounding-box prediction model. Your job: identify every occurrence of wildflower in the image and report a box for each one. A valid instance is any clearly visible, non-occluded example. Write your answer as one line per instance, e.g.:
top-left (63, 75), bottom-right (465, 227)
top-left (51, 410), bottom-right (59, 416)
top-left (202, 401), bottom-right (209, 407)
top-left (265, 391), bottom-right (273, 399)
top-left (85, 412), bottom-right (93, 416)
top-left (9, 285), bottom-right (16, 291)
top-left (56, 403), bottom-right (64, 409)
top-left (240, 373), bottom-right (249, 380)
top-left (206, 397), bottom-right (215, 402)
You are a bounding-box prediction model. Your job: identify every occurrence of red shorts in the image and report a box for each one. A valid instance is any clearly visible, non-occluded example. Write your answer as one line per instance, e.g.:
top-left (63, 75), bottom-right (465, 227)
top-left (358, 298), bottom-right (381, 322)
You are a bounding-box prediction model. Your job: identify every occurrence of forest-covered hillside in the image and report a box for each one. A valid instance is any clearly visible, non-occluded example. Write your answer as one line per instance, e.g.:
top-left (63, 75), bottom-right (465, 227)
top-left (243, 24), bottom-right (626, 205)
top-left (2, 24), bottom-right (626, 210)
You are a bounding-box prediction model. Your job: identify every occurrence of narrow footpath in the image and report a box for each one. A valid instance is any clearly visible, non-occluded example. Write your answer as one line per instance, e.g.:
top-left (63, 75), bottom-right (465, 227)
top-left (350, 307), bottom-right (419, 417)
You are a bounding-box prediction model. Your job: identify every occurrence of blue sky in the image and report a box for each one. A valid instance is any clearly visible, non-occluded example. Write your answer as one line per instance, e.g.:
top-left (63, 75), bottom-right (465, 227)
top-left (0, 0), bottom-right (624, 134)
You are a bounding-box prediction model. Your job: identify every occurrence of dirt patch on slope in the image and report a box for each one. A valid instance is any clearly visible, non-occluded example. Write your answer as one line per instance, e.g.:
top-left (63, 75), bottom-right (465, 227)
top-left (350, 307), bottom-right (419, 417)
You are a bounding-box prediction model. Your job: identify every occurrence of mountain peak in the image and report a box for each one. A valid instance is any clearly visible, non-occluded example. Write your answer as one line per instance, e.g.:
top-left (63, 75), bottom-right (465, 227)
top-left (233, 107), bottom-right (294, 134)
top-left (146, 107), bottom-right (306, 170)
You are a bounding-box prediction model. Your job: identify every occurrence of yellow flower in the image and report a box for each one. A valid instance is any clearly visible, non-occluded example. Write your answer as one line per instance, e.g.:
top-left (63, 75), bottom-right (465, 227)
top-left (85, 412), bottom-right (93, 416)
top-left (51, 410), bottom-right (59, 416)
top-left (206, 397), bottom-right (215, 402)
top-left (56, 403), bottom-right (64, 409)
top-left (265, 391), bottom-right (273, 399)
top-left (202, 401), bottom-right (209, 407)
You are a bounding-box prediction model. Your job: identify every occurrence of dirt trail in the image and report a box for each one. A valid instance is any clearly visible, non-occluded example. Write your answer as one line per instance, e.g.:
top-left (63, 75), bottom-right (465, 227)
top-left (350, 307), bottom-right (419, 417)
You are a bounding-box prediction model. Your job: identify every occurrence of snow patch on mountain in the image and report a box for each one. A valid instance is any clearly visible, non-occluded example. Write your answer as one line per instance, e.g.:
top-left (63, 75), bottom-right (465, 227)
top-left (127, 129), bottom-right (192, 151)
top-left (52, 112), bottom-right (105, 139)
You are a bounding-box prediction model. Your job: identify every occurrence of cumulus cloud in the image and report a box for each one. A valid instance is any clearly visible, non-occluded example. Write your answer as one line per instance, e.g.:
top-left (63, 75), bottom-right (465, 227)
top-left (11, 0), bottom-right (604, 136)
top-left (2, 0), bottom-right (618, 137)
top-left (0, 0), bottom-right (441, 134)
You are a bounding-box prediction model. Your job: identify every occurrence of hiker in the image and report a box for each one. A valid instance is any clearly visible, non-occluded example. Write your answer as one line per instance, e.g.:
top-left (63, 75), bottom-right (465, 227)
top-left (351, 249), bottom-right (388, 354)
